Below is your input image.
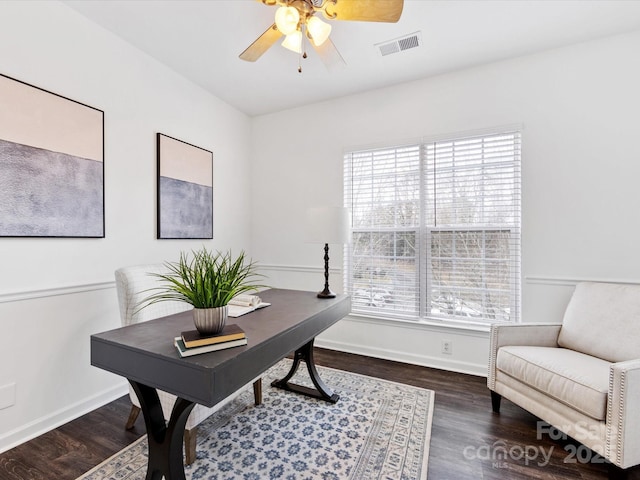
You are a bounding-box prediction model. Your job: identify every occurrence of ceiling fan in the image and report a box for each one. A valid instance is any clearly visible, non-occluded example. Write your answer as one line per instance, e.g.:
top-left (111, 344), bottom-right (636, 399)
top-left (239, 0), bottom-right (404, 72)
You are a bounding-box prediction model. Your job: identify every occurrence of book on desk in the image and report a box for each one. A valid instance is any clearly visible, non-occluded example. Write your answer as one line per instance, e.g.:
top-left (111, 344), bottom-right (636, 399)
top-left (174, 336), bottom-right (248, 357)
top-left (181, 323), bottom-right (246, 348)
top-left (227, 294), bottom-right (270, 318)
top-left (174, 295), bottom-right (269, 357)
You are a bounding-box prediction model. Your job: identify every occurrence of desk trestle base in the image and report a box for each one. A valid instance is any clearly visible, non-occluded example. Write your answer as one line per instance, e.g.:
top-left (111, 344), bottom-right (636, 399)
top-left (271, 339), bottom-right (340, 404)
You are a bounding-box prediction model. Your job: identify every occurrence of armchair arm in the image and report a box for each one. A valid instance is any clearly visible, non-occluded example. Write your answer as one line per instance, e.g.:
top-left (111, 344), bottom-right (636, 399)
top-left (488, 323), bottom-right (562, 389)
top-left (606, 359), bottom-right (640, 468)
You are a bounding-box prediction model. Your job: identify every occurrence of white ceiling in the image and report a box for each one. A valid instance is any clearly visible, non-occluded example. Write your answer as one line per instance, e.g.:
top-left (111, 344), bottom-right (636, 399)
top-left (63, 0), bottom-right (640, 117)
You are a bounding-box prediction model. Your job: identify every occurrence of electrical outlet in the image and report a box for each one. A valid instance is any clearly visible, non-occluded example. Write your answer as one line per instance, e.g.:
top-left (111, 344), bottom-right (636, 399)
top-left (441, 340), bottom-right (453, 355)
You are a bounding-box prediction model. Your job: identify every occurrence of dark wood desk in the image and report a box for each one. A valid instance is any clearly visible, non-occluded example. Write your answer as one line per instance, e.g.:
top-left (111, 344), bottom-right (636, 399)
top-left (91, 288), bottom-right (350, 480)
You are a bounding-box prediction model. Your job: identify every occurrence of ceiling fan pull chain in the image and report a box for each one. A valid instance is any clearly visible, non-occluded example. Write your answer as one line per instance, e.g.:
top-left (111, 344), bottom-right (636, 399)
top-left (298, 24), bottom-right (307, 73)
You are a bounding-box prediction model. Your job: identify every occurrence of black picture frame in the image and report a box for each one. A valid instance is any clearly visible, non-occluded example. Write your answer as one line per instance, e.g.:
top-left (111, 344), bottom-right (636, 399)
top-left (0, 73), bottom-right (105, 238)
top-left (157, 133), bottom-right (213, 239)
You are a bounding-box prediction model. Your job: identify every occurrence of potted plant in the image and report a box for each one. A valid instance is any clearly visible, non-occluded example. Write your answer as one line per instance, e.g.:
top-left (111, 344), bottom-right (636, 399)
top-left (143, 247), bottom-right (264, 335)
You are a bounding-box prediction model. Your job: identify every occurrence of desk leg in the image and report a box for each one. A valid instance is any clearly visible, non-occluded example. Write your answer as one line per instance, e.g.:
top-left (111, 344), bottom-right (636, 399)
top-left (129, 381), bottom-right (196, 480)
top-left (271, 339), bottom-right (340, 403)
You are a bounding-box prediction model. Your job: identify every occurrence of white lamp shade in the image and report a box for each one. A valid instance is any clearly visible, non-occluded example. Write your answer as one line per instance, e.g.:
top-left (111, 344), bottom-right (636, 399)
top-left (281, 30), bottom-right (303, 53)
top-left (305, 206), bottom-right (351, 244)
top-left (275, 6), bottom-right (299, 35)
top-left (307, 16), bottom-right (332, 46)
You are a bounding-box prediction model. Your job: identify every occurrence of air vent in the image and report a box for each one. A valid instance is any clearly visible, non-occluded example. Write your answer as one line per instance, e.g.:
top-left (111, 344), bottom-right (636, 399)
top-left (376, 31), bottom-right (422, 57)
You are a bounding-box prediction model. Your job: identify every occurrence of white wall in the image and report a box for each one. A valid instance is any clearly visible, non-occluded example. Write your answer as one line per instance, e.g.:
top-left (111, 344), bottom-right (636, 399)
top-left (250, 30), bottom-right (640, 375)
top-left (0, 1), bottom-right (253, 452)
top-left (2, 0), bottom-right (640, 454)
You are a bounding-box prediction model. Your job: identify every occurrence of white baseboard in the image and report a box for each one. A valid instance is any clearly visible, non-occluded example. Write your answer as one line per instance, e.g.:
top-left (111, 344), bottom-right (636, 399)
top-left (0, 383), bottom-right (128, 454)
top-left (315, 337), bottom-right (487, 377)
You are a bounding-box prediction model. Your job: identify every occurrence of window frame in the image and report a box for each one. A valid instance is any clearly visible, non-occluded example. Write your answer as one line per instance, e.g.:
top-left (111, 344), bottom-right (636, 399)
top-left (344, 127), bottom-right (521, 326)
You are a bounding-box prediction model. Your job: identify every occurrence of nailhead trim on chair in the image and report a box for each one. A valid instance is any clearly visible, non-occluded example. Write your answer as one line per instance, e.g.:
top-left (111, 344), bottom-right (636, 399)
top-left (488, 326), bottom-right (499, 390)
top-left (606, 368), bottom-right (615, 463)
top-left (606, 366), bottom-right (626, 468)
top-left (616, 370), bottom-right (626, 467)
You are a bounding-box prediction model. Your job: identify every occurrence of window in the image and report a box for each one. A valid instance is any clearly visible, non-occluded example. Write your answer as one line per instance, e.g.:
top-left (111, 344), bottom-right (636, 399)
top-left (344, 129), bottom-right (521, 325)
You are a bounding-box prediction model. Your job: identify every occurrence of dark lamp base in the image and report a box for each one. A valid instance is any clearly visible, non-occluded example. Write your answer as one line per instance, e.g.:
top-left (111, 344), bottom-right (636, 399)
top-left (318, 242), bottom-right (336, 299)
top-left (317, 288), bottom-right (336, 299)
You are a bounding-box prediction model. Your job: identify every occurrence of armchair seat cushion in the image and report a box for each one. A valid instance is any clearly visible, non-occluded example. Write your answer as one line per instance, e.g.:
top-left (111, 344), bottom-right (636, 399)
top-left (497, 346), bottom-right (610, 420)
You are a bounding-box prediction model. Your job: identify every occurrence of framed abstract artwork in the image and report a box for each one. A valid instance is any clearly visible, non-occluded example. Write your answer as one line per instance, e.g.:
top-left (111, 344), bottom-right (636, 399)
top-left (0, 73), bottom-right (104, 237)
top-left (157, 133), bottom-right (213, 239)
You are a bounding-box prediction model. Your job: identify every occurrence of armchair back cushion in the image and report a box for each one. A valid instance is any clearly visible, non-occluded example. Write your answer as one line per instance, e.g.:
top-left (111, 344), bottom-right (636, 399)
top-left (115, 263), bottom-right (191, 327)
top-left (557, 282), bottom-right (640, 363)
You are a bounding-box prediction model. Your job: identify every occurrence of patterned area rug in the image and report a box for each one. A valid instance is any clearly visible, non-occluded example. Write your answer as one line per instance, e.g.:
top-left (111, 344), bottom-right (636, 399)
top-left (78, 359), bottom-right (434, 480)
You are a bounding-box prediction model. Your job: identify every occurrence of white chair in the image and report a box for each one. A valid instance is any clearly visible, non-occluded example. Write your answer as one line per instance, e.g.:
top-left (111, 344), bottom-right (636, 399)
top-left (115, 263), bottom-right (262, 465)
top-left (488, 282), bottom-right (640, 469)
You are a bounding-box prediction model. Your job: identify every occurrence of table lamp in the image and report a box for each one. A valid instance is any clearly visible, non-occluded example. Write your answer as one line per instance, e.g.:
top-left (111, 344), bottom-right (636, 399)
top-left (305, 206), bottom-right (351, 298)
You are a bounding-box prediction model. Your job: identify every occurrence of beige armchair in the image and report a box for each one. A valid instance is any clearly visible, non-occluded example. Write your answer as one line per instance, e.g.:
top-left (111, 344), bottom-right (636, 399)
top-left (488, 281), bottom-right (640, 469)
top-left (115, 264), bottom-right (262, 464)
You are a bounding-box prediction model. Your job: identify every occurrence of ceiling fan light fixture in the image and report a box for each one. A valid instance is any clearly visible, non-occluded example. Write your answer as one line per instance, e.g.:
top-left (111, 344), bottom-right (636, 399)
top-left (281, 30), bottom-right (303, 53)
top-left (240, 0), bottom-right (404, 68)
top-left (275, 6), bottom-right (300, 35)
top-left (306, 16), bottom-right (331, 46)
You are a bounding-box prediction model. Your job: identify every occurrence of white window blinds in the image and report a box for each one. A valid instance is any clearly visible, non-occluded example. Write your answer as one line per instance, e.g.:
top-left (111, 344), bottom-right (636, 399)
top-left (344, 129), bottom-right (521, 324)
top-left (344, 144), bottom-right (421, 318)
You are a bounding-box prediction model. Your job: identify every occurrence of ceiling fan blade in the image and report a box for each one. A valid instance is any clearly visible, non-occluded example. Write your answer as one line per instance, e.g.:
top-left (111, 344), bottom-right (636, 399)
top-left (312, 38), bottom-right (346, 72)
top-left (321, 0), bottom-right (404, 23)
top-left (239, 24), bottom-right (283, 62)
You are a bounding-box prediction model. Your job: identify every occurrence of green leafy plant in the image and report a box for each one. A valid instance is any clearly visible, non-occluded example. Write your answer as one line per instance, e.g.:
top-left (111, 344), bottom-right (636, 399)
top-left (143, 248), bottom-right (265, 309)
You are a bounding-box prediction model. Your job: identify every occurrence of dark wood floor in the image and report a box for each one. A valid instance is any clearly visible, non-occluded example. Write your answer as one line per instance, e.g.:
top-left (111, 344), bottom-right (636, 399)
top-left (1, 348), bottom-right (639, 480)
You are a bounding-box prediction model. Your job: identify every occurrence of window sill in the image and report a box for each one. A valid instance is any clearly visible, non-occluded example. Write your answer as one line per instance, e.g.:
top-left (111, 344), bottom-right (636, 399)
top-left (344, 312), bottom-right (491, 335)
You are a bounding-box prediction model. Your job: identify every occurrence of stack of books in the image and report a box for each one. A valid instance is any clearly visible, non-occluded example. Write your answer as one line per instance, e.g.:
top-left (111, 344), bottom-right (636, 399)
top-left (174, 324), bottom-right (247, 357)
